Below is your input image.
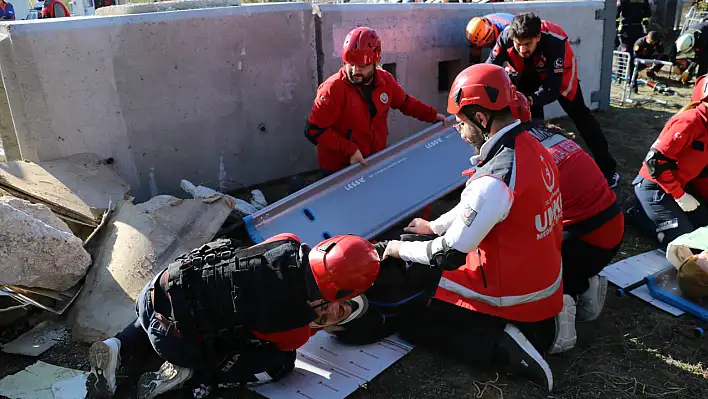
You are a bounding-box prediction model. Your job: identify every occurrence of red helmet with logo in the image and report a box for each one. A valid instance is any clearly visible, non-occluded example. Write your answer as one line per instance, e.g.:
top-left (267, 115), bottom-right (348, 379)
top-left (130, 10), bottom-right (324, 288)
top-left (447, 64), bottom-right (516, 115)
top-left (342, 27), bottom-right (382, 66)
top-left (692, 74), bottom-right (708, 102)
top-left (308, 235), bottom-right (380, 302)
top-left (510, 91), bottom-right (531, 122)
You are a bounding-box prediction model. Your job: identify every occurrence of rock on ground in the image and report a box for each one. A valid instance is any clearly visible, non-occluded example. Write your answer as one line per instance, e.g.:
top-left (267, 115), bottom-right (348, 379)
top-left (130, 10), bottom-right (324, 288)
top-left (67, 196), bottom-right (234, 343)
top-left (0, 197), bottom-right (91, 291)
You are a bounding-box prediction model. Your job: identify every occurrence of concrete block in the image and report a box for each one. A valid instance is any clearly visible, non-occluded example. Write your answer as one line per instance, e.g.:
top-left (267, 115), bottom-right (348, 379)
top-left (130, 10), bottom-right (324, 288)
top-left (95, 0), bottom-right (241, 16)
top-left (67, 196), bottom-right (233, 343)
top-left (317, 1), bottom-right (605, 142)
top-left (0, 3), bottom-right (318, 202)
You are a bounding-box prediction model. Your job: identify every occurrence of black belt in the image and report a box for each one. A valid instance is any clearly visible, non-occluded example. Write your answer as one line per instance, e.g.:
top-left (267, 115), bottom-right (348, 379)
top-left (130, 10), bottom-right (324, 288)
top-left (563, 201), bottom-right (622, 239)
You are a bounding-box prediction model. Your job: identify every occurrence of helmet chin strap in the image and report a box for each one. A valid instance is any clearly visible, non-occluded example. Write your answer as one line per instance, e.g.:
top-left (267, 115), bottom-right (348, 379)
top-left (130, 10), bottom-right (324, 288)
top-left (470, 114), bottom-right (494, 142)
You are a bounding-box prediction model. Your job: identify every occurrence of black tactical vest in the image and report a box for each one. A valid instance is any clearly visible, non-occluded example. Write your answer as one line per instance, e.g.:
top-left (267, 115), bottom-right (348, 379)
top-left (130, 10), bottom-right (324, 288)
top-left (158, 238), bottom-right (316, 350)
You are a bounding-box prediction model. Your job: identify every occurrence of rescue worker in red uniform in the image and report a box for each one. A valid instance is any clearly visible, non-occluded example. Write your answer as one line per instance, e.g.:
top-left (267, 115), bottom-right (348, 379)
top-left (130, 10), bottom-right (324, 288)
top-left (381, 64), bottom-right (565, 391)
top-left (466, 13), bottom-right (515, 64)
top-left (305, 27), bottom-right (445, 175)
top-left (512, 98), bottom-right (624, 322)
top-left (628, 76), bottom-right (708, 248)
top-left (487, 13), bottom-right (620, 189)
top-left (40, 0), bottom-right (69, 18)
top-left (85, 233), bottom-right (380, 399)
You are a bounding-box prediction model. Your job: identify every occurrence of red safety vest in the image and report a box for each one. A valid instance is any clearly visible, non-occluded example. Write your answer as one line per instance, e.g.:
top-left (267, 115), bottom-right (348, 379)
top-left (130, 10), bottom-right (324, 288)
top-left (505, 21), bottom-right (578, 101)
top-left (435, 127), bottom-right (564, 322)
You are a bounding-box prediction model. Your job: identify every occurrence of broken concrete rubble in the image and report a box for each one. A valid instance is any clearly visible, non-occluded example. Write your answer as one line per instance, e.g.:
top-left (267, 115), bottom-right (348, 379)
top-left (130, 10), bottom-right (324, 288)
top-left (0, 153), bottom-right (131, 227)
top-left (0, 196), bottom-right (92, 292)
top-left (67, 195), bottom-right (234, 343)
top-left (1, 320), bottom-right (67, 357)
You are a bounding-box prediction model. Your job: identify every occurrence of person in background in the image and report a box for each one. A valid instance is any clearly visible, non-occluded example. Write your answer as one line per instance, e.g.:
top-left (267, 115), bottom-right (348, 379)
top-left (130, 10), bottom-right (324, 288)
top-left (305, 27), bottom-right (445, 176)
top-left (487, 13), bottom-right (620, 188)
top-left (616, 0), bottom-right (651, 52)
top-left (41, 0), bottom-right (69, 18)
top-left (627, 75), bottom-right (708, 249)
top-left (466, 13), bottom-right (514, 64)
top-left (669, 22), bottom-right (708, 85)
top-left (0, 0), bottom-right (15, 20)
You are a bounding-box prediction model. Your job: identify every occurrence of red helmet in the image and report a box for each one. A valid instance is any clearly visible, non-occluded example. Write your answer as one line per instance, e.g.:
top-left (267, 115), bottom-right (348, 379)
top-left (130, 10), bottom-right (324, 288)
top-left (692, 74), bottom-right (708, 102)
top-left (308, 235), bottom-right (380, 302)
top-left (342, 27), bottom-right (382, 66)
top-left (447, 64), bottom-right (516, 115)
top-left (510, 91), bottom-right (531, 122)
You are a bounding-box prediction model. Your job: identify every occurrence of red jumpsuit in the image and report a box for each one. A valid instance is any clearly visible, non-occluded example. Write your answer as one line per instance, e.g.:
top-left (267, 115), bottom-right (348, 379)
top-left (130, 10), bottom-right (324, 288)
top-left (306, 67), bottom-right (438, 173)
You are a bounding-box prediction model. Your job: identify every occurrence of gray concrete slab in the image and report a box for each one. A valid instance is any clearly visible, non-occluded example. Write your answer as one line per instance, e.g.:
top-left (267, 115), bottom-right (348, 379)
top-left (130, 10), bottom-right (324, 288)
top-left (0, 4), bottom-right (318, 202)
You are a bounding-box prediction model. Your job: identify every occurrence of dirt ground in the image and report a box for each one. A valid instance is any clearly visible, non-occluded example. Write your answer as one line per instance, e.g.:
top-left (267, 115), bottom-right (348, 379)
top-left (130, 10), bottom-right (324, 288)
top-left (2, 74), bottom-right (708, 398)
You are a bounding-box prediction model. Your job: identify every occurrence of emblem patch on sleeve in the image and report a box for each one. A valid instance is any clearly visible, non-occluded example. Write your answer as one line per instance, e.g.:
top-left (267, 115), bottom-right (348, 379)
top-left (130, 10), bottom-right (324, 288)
top-left (461, 204), bottom-right (478, 227)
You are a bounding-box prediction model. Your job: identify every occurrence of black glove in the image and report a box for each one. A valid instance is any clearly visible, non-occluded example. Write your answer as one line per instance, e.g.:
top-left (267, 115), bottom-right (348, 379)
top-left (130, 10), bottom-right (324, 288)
top-left (373, 241), bottom-right (388, 259)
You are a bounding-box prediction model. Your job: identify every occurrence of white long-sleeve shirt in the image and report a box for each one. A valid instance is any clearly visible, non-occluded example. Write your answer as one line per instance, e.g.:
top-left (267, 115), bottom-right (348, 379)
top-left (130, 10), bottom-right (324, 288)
top-left (399, 121), bottom-right (519, 265)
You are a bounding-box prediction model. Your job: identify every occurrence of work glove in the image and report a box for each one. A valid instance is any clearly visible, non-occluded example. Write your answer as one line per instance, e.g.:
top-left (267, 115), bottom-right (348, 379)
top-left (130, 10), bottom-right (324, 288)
top-left (373, 241), bottom-right (388, 259)
top-left (675, 192), bottom-right (701, 212)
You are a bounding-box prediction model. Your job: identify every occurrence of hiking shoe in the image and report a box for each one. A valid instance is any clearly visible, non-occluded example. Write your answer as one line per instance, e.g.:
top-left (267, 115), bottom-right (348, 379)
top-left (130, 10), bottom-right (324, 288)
top-left (86, 338), bottom-right (121, 398)
top-left (577, 275), bottom-right (608, 321)
top-left (608, 172), bottom-right (620, 189)
top-left (137, 361), bottom-right (194, 399)
top-left (499, 324), bottom-right (554, 391)
top-left (549, 295), bottom-right (577, 355)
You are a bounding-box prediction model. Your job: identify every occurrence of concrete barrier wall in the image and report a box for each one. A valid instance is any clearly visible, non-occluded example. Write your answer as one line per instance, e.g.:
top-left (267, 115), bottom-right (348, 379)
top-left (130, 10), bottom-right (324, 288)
top-left (318, 2), bottom-right (606, 143)
top-left (0, 4), bottom-right (318, 200)
top-left (0, 1), bottom-right (609, 201)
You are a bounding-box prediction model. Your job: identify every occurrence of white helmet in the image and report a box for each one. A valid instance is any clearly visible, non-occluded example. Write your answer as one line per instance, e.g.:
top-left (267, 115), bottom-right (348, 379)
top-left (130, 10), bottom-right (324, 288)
top-left (676, 33), bottom-right (695, 53)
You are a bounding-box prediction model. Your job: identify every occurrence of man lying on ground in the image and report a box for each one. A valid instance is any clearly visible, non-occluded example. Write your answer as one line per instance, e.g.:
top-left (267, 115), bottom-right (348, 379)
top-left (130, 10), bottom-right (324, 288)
top-left (85, 233), bottom-right (380, 399)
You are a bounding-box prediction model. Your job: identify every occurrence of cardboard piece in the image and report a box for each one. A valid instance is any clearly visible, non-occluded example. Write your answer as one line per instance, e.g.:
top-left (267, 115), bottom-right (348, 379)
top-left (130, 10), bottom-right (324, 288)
top-left (0, 361), bottom-right (85, 399)
top-left (251, 332), bottom-right (413, 399)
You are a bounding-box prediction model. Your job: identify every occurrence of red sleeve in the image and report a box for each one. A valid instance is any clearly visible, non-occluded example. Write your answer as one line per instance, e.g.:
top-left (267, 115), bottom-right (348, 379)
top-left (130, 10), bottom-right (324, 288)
top-left (306, 81), bottom-right (360, 158)
top-left (252, 325), bottom-right (315, 351)
top-left (388, 77), bottom-right (437, 123)
top-left (260, 233), bottom-right (300, 245)
top-left (652, 114), bottom-right (703, 198)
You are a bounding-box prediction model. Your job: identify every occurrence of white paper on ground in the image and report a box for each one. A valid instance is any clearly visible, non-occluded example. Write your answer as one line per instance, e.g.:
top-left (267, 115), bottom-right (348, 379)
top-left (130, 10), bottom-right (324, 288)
top-left (0, 361), bottom-right (84, 399)
top-left (600, 249), bottom-right (685, 316)
top-left (51, 373), bottom-right (88, 399)
top-left (251, 332), bottom-right (414, 399)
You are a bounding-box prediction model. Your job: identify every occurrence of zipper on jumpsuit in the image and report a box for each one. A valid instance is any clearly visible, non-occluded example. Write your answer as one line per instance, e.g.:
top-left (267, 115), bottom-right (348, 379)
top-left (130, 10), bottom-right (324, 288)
top-left (355, 86), bottom-right (377, 151)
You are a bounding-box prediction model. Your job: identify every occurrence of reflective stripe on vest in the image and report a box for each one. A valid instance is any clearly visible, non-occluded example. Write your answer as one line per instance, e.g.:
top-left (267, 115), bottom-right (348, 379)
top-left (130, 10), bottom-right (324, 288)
top-left (561, 55), bottom-right (577, 98)
top-left (540, 134), bottom-right (566, 149)
top-left (437, 265), bottom-right (562, 308)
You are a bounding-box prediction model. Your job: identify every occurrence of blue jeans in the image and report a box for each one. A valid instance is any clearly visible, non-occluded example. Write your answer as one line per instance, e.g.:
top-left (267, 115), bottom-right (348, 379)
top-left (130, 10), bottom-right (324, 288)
top-left (116, 273), bottom-right (201, 368)
top-left (631, 175), bottom-right (708, 248)
top-left (115, 273), bottom-right (296, 385)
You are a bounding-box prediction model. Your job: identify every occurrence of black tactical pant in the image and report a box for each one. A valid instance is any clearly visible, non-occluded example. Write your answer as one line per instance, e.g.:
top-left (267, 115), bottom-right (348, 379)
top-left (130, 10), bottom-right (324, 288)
top-left (630, 175), bottom-right (708, 249)
top-left (115, 275), bottom-right (295, 388)
top-left (398, 299), bottom-right (556, 366)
